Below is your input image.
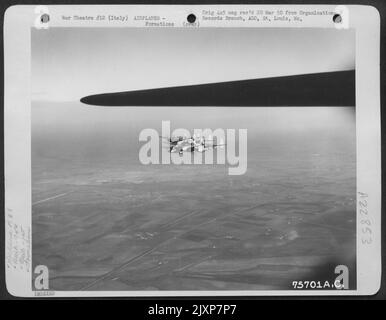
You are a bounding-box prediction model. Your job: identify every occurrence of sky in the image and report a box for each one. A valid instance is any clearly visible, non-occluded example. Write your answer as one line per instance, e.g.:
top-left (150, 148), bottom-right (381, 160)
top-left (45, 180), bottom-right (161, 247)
top-left (31, 28), bottom-right (355, 102)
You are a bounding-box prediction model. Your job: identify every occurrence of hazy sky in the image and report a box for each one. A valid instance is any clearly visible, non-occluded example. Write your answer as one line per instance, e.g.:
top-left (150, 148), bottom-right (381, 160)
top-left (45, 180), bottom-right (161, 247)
top-left (31, 28), bottom-right (355, 102)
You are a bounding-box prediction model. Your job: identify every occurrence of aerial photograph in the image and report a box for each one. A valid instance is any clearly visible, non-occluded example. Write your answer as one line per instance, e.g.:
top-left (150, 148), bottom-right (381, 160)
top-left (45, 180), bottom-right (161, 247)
top-left (31, 27), bottom-right (356, 291)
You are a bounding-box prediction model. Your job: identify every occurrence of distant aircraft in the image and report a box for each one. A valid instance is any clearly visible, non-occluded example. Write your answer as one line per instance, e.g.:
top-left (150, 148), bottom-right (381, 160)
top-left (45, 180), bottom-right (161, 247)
top-left (161, 135), bottom-right (225, 155)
